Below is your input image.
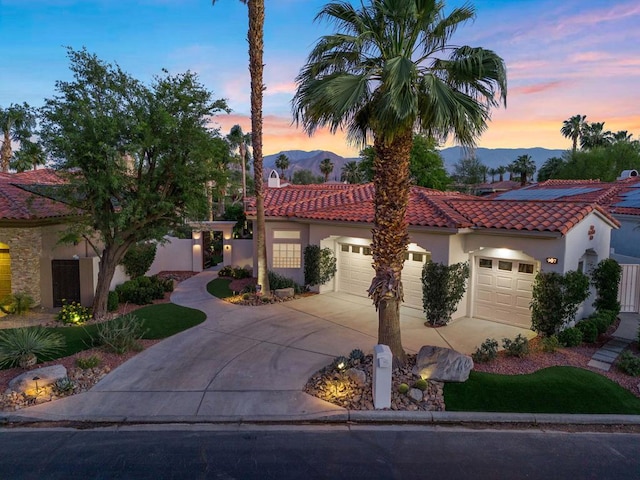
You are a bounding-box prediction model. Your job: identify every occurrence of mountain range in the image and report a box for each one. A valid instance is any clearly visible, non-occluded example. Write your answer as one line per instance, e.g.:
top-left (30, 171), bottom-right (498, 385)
top-left (263, 147), bottom-right (567, 179)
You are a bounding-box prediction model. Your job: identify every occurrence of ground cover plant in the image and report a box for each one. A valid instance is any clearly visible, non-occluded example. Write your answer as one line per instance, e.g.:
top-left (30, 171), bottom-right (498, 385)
top-left (444, 366), bottom-right (640, 414)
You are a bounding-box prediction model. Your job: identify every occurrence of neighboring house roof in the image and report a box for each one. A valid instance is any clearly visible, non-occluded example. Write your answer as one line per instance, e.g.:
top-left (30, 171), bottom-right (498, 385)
top-left (248, 183), bottom-right (617, 235)
top-left (475, 180), bottom-right (520, 196)
top-left (493, 176), bottom-right (640, 217)
top-left (0, 169), bottom-right (75, 222)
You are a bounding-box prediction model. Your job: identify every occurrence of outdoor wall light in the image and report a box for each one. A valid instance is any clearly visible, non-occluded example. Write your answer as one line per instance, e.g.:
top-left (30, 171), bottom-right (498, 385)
top-left (224, 245), bottom-right (231, 251)
top-left (546, 257), bottom-right (558, 264)
top-left (192, 231), bottom-right (202, 240)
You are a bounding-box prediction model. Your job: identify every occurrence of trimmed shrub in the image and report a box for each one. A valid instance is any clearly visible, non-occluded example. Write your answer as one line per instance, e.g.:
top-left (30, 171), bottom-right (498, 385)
top-left (617, 351), bottom-right (640, 377)
top-left (541, 335), bottom-right (560, 353)
top-left (558, 327), bottom-right (583, 347)
top-left (530, 270), bottom-right (590, 336)
top-left (413, 379), bottom-right (428, 391)
top-left (472, 338), bottom-right (499, 363)
top-left (0, 292), bottom-right (35, 315)
top-left (0, 327), bottom-right (65, 368)
top-left (588, 314), bottom-right (609, 335)
top-left (56, 300), bottom-right (91, 325)
top-left (94, 313), bottom-right (146, 354)
top-left (598, 309), bottom-right (618, 326)
top-left (591, 258), bottom-right (622, 313)
top-left (115, 276), bottom-right (166, 305)
top-left (268, 270), bottom-right (302, 294)
top-left (121, 242), bottom-right (157, 279)
top-left (304, 245), bottom-right (337, 286)
top-left (422, 261), bottom-right (469, 327)
top-left (576, 320), bottom-right (598, 344)
top-left (218, 265), bottom-right (252, 279)
top-left (107, 291), bottom-right (119, 312)
top-left (502, 334), bottom-right (530, 358)
top-left (398, 383), bottom-right (410, 394)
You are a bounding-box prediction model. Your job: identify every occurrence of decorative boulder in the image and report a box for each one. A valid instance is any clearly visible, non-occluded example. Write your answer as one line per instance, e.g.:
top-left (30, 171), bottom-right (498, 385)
top-left (412, 346), bottom-right (473, 382)
top-left (8, 365), bottom-right (68, 394)
top-left (274, 288), bottom-right (295, 299)
top-left (345, 368), bottom-right (367, 387)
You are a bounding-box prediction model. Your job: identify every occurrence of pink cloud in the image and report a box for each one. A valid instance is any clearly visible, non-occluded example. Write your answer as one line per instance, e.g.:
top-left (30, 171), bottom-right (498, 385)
top-left (512, 81), bottom-right (565, 95)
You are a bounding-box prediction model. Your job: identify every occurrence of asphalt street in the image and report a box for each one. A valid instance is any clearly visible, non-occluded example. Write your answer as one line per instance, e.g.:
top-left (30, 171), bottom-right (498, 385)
top-left (1, 425), bottom-right (639, 479)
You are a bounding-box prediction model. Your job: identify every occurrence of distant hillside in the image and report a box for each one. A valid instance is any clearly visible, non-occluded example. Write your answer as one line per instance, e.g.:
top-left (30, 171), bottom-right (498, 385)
top-left (438, 147), bottom-right (566, 172)
top-left (264, 150), bottom-right (358, 181)
top-left (262, 147), bottom-right (567, 181)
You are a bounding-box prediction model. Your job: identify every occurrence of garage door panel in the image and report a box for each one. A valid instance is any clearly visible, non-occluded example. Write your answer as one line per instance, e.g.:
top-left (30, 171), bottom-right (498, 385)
top-left (474, 257), bottom-right (534, 327)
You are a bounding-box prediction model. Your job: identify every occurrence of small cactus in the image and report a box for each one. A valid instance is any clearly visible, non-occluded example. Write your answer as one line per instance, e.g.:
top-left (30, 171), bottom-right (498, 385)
top-left (413, 378), bottom-right (428, 391)
top-left (349, 348), bottom-right (365, 362)
top-left (332, 355), bottom-right (349, 371)
top-left (398, 383), bottom-right (410, 394)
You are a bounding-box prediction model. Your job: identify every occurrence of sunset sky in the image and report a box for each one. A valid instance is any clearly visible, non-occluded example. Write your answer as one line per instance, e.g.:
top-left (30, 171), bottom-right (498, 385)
top-left (1, 0), bottom-right (638, 157)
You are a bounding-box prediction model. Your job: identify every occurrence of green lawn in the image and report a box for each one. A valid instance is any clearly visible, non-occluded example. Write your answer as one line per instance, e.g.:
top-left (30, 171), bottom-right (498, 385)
top-left (444, 366), bottom-right (640, 414)
top-left (206, 277), bottom-right (234, 298)
top-left (2, 303), bottom-right (206, 367)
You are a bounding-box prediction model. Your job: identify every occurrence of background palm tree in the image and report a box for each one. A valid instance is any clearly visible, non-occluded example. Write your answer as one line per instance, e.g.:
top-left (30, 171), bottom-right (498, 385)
top-left (580, 122), bottom-right (613, 150)
top-left (293, 0), bottom-right (506, 363)
top-left (227, 124), bottom-right (251, 212)
top-left (509, 154), bottom-right (536, 186)
top-left (275, 153), bottom-right (289, 180)
top-left (341, 161), bottom-right (363, 184)
top-left (319, 157), bottom-right (333, 182)
top-left (213, 0), bottom-right (270, 295)
top-left (488, 167), bottom-right (497, 183)
top-left (496, 165), bottom-right (507, 182)
top-left (561, 114), bottom-right (587, 155)
top-left (0, 103), bottom-right (38, 172)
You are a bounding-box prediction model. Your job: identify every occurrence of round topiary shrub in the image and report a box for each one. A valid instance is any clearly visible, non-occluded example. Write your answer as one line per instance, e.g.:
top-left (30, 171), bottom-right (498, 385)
top-left (413, 379), bottom-right (428, 391)
top-left (398, 383), bottom-right (410, 394)
top-left (577, 320), bottom-right (598, 343)
top-left (558, 327), bottom-right (583, 347)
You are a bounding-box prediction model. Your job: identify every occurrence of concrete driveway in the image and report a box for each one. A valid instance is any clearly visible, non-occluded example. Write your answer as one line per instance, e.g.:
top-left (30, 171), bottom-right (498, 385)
top-left (9, 270), bottom-right (534, 422)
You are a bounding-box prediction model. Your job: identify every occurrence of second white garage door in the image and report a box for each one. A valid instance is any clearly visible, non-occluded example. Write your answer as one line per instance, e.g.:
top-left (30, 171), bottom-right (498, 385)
top-left (338, 244), bottom-right (428, 309)
top-left (473, 256), bottom-right (536, 327)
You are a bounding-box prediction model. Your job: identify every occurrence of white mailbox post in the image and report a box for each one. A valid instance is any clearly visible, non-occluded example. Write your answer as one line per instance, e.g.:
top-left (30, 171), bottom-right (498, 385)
top-left (373, 344), bottom-right (392, 409)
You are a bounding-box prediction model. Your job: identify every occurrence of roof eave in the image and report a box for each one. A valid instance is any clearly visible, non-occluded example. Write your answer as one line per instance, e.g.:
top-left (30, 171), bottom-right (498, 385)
top-left (470, 227), bottom-right (562, 239)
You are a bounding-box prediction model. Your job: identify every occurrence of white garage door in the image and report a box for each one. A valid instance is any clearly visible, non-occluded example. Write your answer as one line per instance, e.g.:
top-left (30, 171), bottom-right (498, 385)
top-left (338, 244), bottom-right (428, 309)
top-left (474, 257), bottom-right (535, 327)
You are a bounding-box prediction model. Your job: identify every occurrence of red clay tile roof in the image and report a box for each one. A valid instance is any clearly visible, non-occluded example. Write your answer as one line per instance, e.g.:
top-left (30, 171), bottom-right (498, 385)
top-left (249, 183), bottom-right (617, 234)
top-left (0, 169), bottom-right (75, 221)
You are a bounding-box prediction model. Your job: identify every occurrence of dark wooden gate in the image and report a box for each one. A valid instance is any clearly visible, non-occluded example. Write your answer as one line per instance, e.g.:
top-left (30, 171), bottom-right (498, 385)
top-left (52, 259), bottom-right (80, 307)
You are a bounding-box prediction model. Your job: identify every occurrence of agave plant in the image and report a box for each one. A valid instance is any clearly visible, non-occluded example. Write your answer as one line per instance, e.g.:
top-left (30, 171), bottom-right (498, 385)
top-left (0, 327), bottom-right (65, 368)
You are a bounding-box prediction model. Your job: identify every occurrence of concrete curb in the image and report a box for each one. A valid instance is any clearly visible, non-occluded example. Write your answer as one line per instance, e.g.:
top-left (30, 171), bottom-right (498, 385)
top-left (3, 410), bottom-right (640, 427)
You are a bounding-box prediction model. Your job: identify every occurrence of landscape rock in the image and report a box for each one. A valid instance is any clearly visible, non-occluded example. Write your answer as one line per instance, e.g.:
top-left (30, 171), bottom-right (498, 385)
top-left (408, 388), bottom-right (423, 402)
top-left (413, 346), bottom-right (473, 382)
top-left (274, 288), bottom-right (295, 298)
top-left (8, 365), bottom-right (68, 394)
top-left (345, 368), bottom-right (367, 386)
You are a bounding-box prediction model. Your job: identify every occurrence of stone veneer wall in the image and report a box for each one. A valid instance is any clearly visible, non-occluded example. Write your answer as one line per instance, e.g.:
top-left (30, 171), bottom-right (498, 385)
top-left (0, 227), bottom-right (43, 305)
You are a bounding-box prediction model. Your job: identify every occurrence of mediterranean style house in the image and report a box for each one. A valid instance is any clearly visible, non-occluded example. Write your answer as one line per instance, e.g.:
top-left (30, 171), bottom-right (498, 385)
top-left (246, 171), bottom-right (619, 329)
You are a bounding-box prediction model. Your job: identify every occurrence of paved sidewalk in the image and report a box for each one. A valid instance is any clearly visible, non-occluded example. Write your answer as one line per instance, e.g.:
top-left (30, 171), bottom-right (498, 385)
top-left (588, 313), bottom-right (640, 371)
top-left (3, 270), bottom-right (639, 426)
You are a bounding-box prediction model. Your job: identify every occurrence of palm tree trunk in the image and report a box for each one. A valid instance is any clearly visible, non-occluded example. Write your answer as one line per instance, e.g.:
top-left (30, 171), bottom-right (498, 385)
top-left (248, 0), bottom-right (270, 295)
top-left (1, 129), bottom-right (12, 173)
top-left (368, 130), bottom-right (412, 365)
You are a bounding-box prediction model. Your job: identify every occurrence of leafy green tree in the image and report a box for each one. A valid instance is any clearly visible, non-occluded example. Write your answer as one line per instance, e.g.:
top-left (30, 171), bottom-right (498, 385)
top-left (509, 154), bottom-right (536, 186)
top-left (0, 103), bottom-right (39, 172)
top-left (319, 157), bottom-right (334, 182)
top-left (292, 169), bottom-right (322, 185)
top-left (561, 114), bottom-right (587, 155)
top-left (453, 157), bottom-right (487, 188)
top-left (275, 153), bottom-right (289, 180)
top-left (40, 48), bottom-right (229, 318)
top-left (409, 135), bottom-right (450, 190)
top-left (213, 0), bottom-right (270, 296)
top-left (537, 156), bottom-right (566, 182)
top-left (292, 0), bottom-right (506, 363)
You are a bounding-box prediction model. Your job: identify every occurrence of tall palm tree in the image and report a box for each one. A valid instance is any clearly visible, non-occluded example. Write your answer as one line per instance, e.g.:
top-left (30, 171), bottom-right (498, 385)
top-left (319, 157), bottom-right (334, 182)
top-left (488, 167), bottom-right (497, 183)
top-left (509, 154), bottom-right (536, 186)
top-left (341, 160), bottom-right (363, 184)
top-left (580, 122), bottom-right (613, 150)
top-left (495, 165), bottom-right (506, 182)
top-left (227, 124), bottom-right (251, 211)
top-left (0, 103), bottom-right (38, 172)
top-left (561, 114), bottom-right (587, 155)
top-left (275, 153), bottom-right (290, 180)
top-left (293, 0), bottom-right (506, 363)
top-left (212, 0), bottom-right (269, 295)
